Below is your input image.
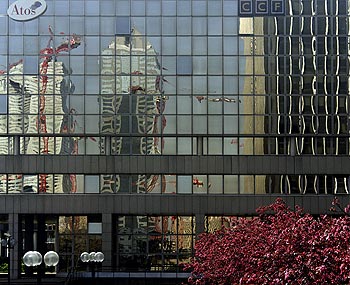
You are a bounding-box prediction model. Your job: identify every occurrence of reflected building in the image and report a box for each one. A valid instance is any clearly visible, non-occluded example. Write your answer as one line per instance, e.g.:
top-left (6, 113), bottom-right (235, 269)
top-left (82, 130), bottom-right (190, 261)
top-left (100, 29), bottom-right (165, 194)
top-left (263, 0), bottom-right (350, 194)
top-left (0, 32), bottom-right (81, 194)
top-left (0, 60), bottom-right (69, 193)
top-left (239, 17), bottom-right (266, 193)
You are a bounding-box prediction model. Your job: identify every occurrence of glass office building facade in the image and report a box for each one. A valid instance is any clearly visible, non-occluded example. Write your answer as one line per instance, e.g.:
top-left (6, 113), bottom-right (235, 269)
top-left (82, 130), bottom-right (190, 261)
top-left (0, 0), bottom-right (349, 282)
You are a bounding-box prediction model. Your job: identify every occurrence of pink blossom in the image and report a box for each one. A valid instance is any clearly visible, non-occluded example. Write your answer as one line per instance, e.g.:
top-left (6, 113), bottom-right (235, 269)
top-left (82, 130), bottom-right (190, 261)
top-left (185, 199), bottom-right (350, 285)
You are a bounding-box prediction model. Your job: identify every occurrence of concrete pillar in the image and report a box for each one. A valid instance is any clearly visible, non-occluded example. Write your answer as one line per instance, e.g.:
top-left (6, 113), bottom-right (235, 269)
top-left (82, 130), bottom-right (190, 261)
top-left (195, 214), bottom-right (205, 236)
top-left (197, 136), bottom-right (203, 155)
top-left (101, 214), bottom-right (112, 268)
top-left (13, 136), bottom-right (20, 155)
top-left (8, 213), bottom-right (19, 279)
top-left (105, 136), bottom-right (111, 155)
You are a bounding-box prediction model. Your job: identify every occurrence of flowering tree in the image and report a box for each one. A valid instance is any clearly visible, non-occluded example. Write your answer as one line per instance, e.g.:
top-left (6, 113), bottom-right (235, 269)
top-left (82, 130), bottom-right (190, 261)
top-left (185, 198), bottom-right (350, 285)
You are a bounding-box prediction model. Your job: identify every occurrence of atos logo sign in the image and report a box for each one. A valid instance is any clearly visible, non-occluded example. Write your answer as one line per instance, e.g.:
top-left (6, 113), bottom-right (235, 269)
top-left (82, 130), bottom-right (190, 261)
top-left (7, 0), bottom-right (47, 21)
top-left (239, 0), bottom-right (285, 16)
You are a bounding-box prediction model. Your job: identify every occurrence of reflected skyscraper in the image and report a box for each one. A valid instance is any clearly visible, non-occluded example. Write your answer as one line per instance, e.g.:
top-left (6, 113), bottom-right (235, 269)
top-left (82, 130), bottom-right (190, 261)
top-left (263, 0), bottom-right (350, 194)
top-left (100, 28), bottom-right (166, 194)
top-left (0, 31), bottom-right (80, 193)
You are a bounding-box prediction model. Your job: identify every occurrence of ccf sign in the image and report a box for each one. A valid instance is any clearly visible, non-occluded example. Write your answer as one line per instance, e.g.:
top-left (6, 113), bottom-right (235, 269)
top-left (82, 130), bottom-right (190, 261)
top-left (239, 0), bottom-right (285, 16)
top-left (7, 0), bottom-right (47, 21)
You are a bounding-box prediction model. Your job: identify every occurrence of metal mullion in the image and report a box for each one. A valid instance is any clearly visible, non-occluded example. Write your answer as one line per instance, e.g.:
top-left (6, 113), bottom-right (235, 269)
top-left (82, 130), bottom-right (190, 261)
top-left (220, 0), bottom-right (224, 155)
top-left (160, 0), bottom-right (164, 156)
top-left (205, 1), bottom-right (209, 156)
top-left (175, 0), bottom-right (179, 157)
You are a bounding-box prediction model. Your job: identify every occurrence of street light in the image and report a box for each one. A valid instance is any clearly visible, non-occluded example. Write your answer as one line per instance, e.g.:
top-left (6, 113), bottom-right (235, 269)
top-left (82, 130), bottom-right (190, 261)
top-left (43, 251), bottom-right (60, 267)
top-left (1, 233), bottom-right (16, 285)
top-left (80, 251), bottom-right (104, 280)
top-left (23, 251), bottom-right (59, 285)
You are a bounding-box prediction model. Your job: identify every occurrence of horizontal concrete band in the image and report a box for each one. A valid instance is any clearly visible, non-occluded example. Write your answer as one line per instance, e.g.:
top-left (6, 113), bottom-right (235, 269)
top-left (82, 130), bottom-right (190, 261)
top-left (0, 194), bottom-right (345, 216)
top-left (0, 155), bottom-right (349, 175)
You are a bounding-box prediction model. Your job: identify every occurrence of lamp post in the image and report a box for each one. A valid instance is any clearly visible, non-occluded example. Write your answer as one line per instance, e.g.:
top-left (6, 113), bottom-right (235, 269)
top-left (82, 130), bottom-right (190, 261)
top-left (80, 251), bottom-right (104, 283)
top-left (1, 233), bottom-right (16, 285)
top-left (23, 251), bottom-right (59, 285)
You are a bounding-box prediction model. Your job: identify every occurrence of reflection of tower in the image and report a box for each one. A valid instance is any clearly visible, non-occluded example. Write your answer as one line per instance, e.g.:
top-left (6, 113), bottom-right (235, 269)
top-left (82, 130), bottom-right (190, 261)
top-left (239, 18), bottom-right (266, 194)
top-left (100, 29), bottom-right (164, 196)
top-left (0, 62), bottom-right (66, 193)
top-left (0, 31), bottom-right (81, 193)
top-left (266, 0), bottom-right (349, 194)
